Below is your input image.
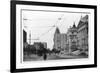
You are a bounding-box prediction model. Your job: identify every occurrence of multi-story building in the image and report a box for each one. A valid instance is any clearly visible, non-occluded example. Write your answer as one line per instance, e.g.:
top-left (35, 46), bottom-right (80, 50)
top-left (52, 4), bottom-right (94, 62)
top-left (53, 27), bottom-right (67, 51)
top-left (67, 23), bottom-right (78, 53)
top-left (23, 29), bottom-right (28, 48)
top-left (23, 29), bottom-right (27, 43)
top-left (53, 15), bottom-right (88, 55)
top-left (53, 27), bottom-right (61, 50)
top-left (77, 15), bottom-right (88, 53)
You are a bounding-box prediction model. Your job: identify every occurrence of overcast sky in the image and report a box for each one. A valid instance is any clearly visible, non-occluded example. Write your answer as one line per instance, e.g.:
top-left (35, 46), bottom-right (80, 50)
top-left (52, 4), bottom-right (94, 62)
top-left (22, 10), bottom-right (87, 49)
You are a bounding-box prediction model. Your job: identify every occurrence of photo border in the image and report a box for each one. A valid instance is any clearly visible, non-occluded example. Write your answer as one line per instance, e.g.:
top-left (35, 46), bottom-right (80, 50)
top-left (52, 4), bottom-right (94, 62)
top-left (10, 0), bottom-right (97, 72)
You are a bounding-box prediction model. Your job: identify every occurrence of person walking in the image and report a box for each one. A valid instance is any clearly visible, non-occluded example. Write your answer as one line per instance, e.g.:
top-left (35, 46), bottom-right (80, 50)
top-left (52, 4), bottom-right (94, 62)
top-left (43, 53), bottom-right (47, 60)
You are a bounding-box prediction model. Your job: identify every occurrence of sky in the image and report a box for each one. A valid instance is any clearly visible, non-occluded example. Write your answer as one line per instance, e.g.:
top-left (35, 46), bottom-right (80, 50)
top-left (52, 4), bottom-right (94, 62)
top-left (22, 10), bottom-right (87, 50)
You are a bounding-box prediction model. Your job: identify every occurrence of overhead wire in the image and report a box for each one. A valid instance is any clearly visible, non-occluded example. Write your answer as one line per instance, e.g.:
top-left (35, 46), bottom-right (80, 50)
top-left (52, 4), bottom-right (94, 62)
top-left (29, 14), bottom-right (64, 41)
top-left (37, 14), bottom-right (64, 39)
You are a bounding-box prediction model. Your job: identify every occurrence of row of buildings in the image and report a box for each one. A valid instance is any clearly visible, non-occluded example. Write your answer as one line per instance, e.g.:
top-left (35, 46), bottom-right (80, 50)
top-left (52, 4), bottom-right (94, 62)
top-left (23, 15), bottom-right (88, 55)
top-left (23, 30), bottom-right (47, 50)
top-left (53, 15), bottom-right (88, 54)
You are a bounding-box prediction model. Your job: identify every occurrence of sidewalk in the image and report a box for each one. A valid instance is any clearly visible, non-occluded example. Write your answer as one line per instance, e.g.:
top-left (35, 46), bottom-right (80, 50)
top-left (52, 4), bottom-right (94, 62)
top-left (24, 54), bottom-right (43, 61)
top-left (57, 54), bottom-right (88, 59)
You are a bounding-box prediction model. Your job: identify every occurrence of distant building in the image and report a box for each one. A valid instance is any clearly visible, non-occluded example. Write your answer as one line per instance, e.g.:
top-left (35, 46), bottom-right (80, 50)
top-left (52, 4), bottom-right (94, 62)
top-left (42, 42), bottom-right (47, 49)
top-left (67, 23), bottom-right (78, 53)
top-left (53, 27), bottom-right (61, 50)
top-left (34, 42), bottom-right (40, 50)
top-left (23, 30), bottom-right (28, 49)
top-left (53, 27), bottom-right (67, 51)
top-left (34, 42), bottom-right (47, 50)
top-left (23, 29), bottom-right (27, 43)
top-left (77, 15), bottom-right (88, 52)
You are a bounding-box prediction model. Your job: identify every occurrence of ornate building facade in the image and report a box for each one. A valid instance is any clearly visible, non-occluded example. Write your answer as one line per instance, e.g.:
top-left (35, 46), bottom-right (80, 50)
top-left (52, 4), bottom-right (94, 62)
top-left (53, 15), bottom-right (88, 55)
top-left (67, 23), bottom-right (78, 53)
top-left (77, 15), bottom-right (88, 53)
top-left (53, 24), bottom-right (78, 54)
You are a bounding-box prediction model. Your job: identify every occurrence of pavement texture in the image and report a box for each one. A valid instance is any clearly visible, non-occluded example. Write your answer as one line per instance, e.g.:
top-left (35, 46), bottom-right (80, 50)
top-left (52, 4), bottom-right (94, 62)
top-left (23, 53), bottom-right (88, 61)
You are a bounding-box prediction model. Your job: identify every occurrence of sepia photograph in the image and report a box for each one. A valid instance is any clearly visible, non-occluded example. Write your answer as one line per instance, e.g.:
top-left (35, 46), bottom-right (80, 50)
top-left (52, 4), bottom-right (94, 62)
top-left (22, 10), bottom-right (89, 62)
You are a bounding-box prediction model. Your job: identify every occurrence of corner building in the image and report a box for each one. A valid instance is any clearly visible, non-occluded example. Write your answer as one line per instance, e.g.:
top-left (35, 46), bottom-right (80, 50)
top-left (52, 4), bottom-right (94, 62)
top-left (77, 15), bottom-right (88, 53)
top-left (53, 27), bottom-right (67, 51)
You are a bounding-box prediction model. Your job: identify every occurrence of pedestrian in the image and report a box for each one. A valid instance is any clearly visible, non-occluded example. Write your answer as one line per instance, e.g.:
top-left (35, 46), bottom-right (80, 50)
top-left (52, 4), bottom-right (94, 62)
top-left (43, 54), bottom-right (47, 60)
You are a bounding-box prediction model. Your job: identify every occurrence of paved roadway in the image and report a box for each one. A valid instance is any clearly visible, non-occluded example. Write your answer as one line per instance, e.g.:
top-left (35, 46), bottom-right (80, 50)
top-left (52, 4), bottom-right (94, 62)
top-left (23, 53), bottom-right (88, 61)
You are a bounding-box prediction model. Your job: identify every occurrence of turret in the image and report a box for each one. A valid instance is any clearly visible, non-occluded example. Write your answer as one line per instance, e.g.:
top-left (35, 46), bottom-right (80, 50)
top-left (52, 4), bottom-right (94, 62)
top-left (55, 27), bottom-right (60, 34)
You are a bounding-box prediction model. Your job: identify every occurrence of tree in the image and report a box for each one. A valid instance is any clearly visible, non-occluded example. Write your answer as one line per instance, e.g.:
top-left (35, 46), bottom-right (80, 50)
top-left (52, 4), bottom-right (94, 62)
top-left (37, 43), bottom-right (48, 56)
